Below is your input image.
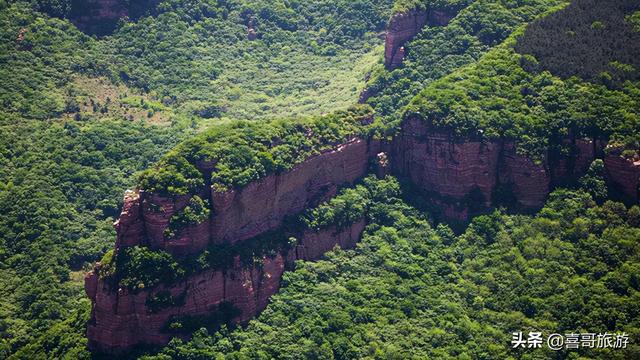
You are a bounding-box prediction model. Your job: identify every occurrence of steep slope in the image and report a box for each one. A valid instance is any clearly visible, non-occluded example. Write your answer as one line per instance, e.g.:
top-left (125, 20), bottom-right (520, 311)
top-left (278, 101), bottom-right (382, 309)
top-left (3, 0), bottom-right (640, 358)
top-left (0, 4), bottom-right (198, 358)
top-left (84, 106), bottom-right (381, 351)
top-left (363, 0), bottom-right (568, 118)
top-left (402, 0), bottom-right (640, 206)
top-left (94, 0), bottom-right (394, 120)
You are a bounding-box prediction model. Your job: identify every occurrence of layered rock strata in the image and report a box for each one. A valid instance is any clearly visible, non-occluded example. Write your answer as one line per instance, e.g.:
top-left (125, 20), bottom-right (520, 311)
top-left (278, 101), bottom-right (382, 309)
top-left (389, 118), bottom-right (613, 218)
top-left (87, 137), bottom-right (377, 351)
top-left (115, 138), bottom-right (378, 256)
top-left (605, 153), bottom-right (640, 203)
top-left (88, 120), bottom-right (639, 353)
top-left (86, 220), bottom-right (366, 352)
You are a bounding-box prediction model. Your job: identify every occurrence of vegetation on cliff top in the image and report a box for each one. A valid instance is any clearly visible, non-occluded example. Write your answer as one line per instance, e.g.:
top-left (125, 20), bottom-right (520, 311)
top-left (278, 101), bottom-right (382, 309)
top-left (403, 0), bottom-right (640, 160)
top-left (3, 0), bottom-right (640, 358)
top-left (137, 104), bottom-right (376, 195)
top-left (0, 0), bottom-right (391, 357)
top-left (391, 0), bottom-right (471, 13)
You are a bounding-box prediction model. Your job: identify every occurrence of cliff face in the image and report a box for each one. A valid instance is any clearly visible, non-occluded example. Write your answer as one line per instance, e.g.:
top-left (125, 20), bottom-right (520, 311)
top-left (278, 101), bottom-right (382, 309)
top-left (384, 8), bottom-right (456, 69)
top-left (384, 9), bottom-right (427, 69)
top-left (88, 119), bottom-right (639, 353)
top-left (390, 118), bottom-right (607, 218)
top-left (116, 138), bottom-right (378, 256)
top-left (605, 154), bottom-right (640, 203)
top-left (86, 221), bottom-right (366, 352)
top-left (208, 139), bottom-right (374, 247)
top-left (359, 6), bottom-right (457, 104)
top-left (87, 137), bottom-right (377, 352)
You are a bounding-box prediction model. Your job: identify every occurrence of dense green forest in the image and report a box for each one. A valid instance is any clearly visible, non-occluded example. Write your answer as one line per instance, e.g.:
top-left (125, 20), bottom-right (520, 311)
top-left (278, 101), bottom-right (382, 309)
top-left (96, 0), bottom-right (394, 120)
top-left (0, 0), bottom-right (394, 357)
top-left (0, 4), bottom-right (193, 357)
top-left (3, 0), bottom-right (393, 122)
top-left (1, 0), bottom-right (639, 359)
top-left (136, 104), bottom-right (375, 195)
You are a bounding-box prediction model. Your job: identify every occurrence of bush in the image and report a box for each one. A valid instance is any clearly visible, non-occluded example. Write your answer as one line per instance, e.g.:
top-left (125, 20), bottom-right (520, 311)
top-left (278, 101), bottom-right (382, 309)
top-left (165, 195), bottom-right (210, 239)
top-left (116, 246), bottom-right (184, 291)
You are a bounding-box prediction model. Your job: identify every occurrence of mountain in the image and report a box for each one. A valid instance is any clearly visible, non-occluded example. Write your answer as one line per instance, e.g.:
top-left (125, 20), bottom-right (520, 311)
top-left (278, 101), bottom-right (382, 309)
top-left (1, 0), bottom-right (639, 359)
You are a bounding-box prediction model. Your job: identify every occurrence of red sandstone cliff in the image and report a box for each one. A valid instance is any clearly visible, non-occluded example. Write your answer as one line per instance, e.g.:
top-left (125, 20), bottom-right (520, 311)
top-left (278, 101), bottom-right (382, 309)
top-left (605, 152), bottom-right (640, 203)
top-left (390, 118), bottom-right (609, 219)
top-left (384, 9), bottom-right (428, 69)
top-left (86, 220), bottom-right (366, 352)
top-left (88, 118), bottom-right (639, 353)
top-left (362, 6), bottom-right (458, 103)
top-left (115, 138), bottom-right (378, 256)
top-left (87, 136), bottom-right (378, 352)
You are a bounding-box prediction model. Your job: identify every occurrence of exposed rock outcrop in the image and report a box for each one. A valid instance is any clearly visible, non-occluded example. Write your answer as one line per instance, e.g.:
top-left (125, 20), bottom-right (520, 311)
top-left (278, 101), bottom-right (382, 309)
top-left (115, 138), bottom-right (378, 256)
top-left (605, 153), bottom-right (640, 203)
top-left (384, 9), bottom-right (428, 69)
top-left (87, 136), bottom-right (378, 352)
top-left (391, 119), bottom-right (500, 206)
top-left (88, 118), bottom-right (638, 353)
top-left (86, 221), bottom-right (366, 353)
top-left (358, 86), bottom-right (376, 104)
top-left (247, 27), bottom-right (258, 40)
top-left (389, 118), bottom-right (614, 218)
top-left (114, 191), bottom-right (146, 248)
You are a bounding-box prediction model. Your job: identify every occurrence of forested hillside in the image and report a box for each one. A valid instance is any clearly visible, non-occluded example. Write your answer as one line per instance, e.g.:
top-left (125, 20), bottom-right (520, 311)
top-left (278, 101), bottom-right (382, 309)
top-left (0, 5), bottom-right (193, 357)
top-left (405, 0), bottom-right (640, 160)
top-left (364, 0), bottom-right (568, 121)
top-left (21, 0), bottom-right (393, 119)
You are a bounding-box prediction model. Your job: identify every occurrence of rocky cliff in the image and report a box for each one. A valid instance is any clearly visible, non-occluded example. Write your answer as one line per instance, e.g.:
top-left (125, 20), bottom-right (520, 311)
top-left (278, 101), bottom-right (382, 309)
top-left (605, 151), bottom-right (640, 203)
top-left (86, 220), bottom-right (366, 352)
top-left (86, 135), bottom-right (377, 352)
top-left (116, 138), bottom-right (378, 256)
top-left (87, 118), bottom-right (639, 353)
top-left (389, 118), bottom-right (630, 220)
